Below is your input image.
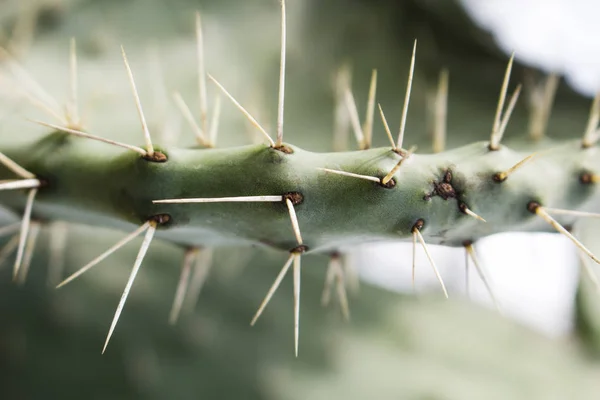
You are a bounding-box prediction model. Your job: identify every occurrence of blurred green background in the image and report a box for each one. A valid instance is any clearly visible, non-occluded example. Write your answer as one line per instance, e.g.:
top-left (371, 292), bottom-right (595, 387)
top-left (1, 0), bottom-right (600, 399)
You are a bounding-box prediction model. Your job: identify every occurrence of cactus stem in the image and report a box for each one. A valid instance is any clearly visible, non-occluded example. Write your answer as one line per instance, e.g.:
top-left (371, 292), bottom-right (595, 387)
top-left (275, 0), bottom-right (287, 148)
top-left (582, 91), bottom-right (600, 148)
top-left (528, 73), bottom-right (559, 141)
top-left (293, 252), bottom-right (301, 357)
top-left (490, 53), bottom-right (515, 149)
top-left (0, 178), bottom-right (40, 191)
top-left (12, 188), bottom-right (37, 281)
top-left (121, 46), bottom-right (155, 157)
top-left (169, 247), bottom-right (199, 325)
top-left (0, 222), bottom-right (21, 238)
top-left (381, 145), bottom-right (416, 185)
top-left (208, 73), bottom-right (276, 147)
top-left (397, 40), bottom-right (417, 150)
top-left (31, 120), bottom-right (150, 156)
top-left (344, 87), bottom-right (365, 148)
top-left (102, 220), bottom-right (157, 354)
top-left (56, 221), bottom-right (153, 289)
top-left (529, 202), bottom-right (600, 264)
top-left (412, 219), bottom-right (448, 298)
top-left (432, 69), bottom-right (449, 153)
top-left (493, 152), bottom-right (537, 182)
top-left (16, 220), bottom-right (40, 285)
top-left (0, 151), bottom-right (36, 179)
top-left (361, 69), bottom-right (378, 150)
top-left (459, 203), bottom-right (487, 223)
top-left (463, 242), bottom-right (501, 313)
top-left (173, 91), bottom-right (211, 147)
top-left (195, 12), bottom-right (208, 136)
top-left (489, 83), bottom-right (522, 151)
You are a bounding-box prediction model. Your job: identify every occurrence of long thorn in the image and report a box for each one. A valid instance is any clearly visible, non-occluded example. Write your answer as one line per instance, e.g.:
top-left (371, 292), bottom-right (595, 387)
top-left (535, 205), bottom-right (600, 264)
top-left (56, 222), bottom-right (151, 289)
top-left (461, 205), bottom-right (487, 222)
top-left (334, 259), bottom-right (350, 321)
top-left (344, 88), bottom-right (365, 148)
top-left (378, 104), bottom-right (397, 150)
top-left (494, 152), bottom-right (536, 181)
top-left (490, 84), bottom-right (522, 150)
top-left (362, 69), bottom-right (377, 150)
top-left (464, 244), bottom-right (501, 312)
top-left (381, 145), bottom-right (416, 185)
top-left (0, 178), bottom-right (40, 191)
top-left (172, 91), bottom-right (209, 146)
top-left (195, 12), bottom-right (208, 135)
top-left (183, 247), bottom-right (213, 315)
top-left (583, 91), bottom-right (600, 147)
top-left (293, 253), bottom-right (301, 357)
top-left (412, 229), bottom-right (417, 292)
top-left (0, 46), bottom-right (61, 114)
top-left (285, 198), bottom-right (303, 245)
top-left (432, 69), bottom-right (448, 153)
top-left (321, 255), bottom-right (338, 307)
top-left (491, 53), bottom-right (515, 139)
top-left (414, 228), bottom-right (448, 298)
top-left (16, 220), bottom-right (41, 285)
top-left (464, 245), bottom-right (470, 297)
top-left (169, 248), bottom-right (199, 325)
top-left (153, 195), bottom-right (283, 204)
top-left (250, 252), bottom-right (295, 326)
top-left (67, 37), bottom-right (79, 127)
top-left (32, 120), bottom-right (148, 156)
top-left (0, 235), bottom-right (19, 269)
top-left (121, 46), bottom-right (154, 156)
top-left (529, 73), bottom-right (559, 141)
top-left (13, 188), bottom-right (37, 280)
top-left (102, 221), bottom-right (157, 354)
top-left (333, 65), bottom-right (352, 152)
top-left (208, 74), bottom-right (275, 147)
top-left (578, 251), bottom-right (600, 294)
top-left (397, 40), bottom-right (417, 150)
top-left (275, 0), bottom-right (287, 147)
top-left (208, 95), bottom-right (221, 146)
top-left (47, 221), bottom-right (68, 287)
top-left (0, 222), bottom-right (21, 237)
top-left (317, 167), bottom-right (381, 183)
top-left (0, 151), bottom-right (36, 179)
top-left (543, 208), bottom-right (600, 218)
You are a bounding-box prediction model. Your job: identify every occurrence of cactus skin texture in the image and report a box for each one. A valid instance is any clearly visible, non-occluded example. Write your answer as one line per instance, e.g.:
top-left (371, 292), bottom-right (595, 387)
top-left (0, 136), bottom-right (598, 253)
